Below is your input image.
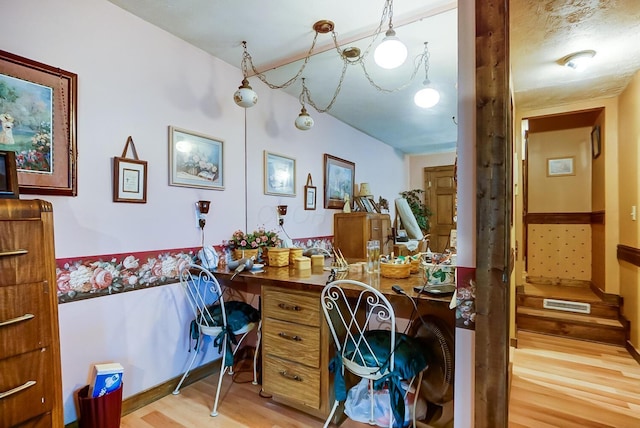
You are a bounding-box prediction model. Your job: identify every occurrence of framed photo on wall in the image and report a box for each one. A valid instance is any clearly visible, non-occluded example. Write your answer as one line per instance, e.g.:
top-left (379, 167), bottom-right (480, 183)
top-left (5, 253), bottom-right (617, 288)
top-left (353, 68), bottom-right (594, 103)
top-left (591, 125), bottom-right (601, 159)
top-left (304, 173), bottom-right (316, 210)
top-left (546, 156), bottom-right (575, 177)
top-left (324, 154), bottom-right (355, 209)
top-left (0, 49), bottom-right (78, 196)
top-left (0, 150), bottom-right (19, 198)
top-left (264, 151), bottom-right (296, 196)
top-left (113, 157), bottom-right (147, 203)
top-left (169, 126), bottom-right (224, 190)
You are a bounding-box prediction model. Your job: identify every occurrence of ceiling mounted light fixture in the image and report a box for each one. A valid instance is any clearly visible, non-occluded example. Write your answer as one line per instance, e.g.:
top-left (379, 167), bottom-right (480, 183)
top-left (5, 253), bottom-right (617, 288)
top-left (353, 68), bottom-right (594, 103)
top-left (561, 50), bottom-right (596, 72)
top-left (233, 0), bottom-right (438, 129)
top-left (374, 0), bottom-right (408, 69)
top-left (295, 78), bottom-right (314, 131)
top-left (233, 41), bottom-right (258, 107)
top-left (414, 42), bottom-right (440, 108)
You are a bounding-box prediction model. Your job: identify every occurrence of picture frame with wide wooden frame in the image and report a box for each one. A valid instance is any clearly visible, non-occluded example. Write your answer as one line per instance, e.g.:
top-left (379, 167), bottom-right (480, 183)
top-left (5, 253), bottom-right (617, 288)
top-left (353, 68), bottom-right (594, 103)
top-left (324, 153), bottom-right (355, 209)
top-left (0, 49), bottom-right (78, 196)
top-left (169, 126), bottom-right (224, 190)
top-left (264, 151), bottom-right (296, 196)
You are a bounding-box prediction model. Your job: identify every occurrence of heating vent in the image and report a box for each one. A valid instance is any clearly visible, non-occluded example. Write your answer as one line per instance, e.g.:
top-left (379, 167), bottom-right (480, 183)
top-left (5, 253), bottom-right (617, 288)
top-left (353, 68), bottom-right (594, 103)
top-left (543, 299), bottom-right (591, 314)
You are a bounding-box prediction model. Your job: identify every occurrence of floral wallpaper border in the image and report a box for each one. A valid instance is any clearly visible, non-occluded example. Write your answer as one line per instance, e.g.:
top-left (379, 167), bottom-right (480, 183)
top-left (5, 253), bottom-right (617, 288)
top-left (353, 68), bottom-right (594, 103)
top-left (455, 267), bottom-right (476, 330)
top-left (55, 237), bottom-right (334, 304)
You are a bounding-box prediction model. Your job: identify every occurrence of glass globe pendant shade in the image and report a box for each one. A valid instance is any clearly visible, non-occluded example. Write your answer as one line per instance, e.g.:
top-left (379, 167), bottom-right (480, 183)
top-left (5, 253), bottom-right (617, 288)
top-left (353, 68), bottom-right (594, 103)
top-left (374, 29), bottom-right (408, 69)
top-left (414, 85), bottom-right (440, 108)
top-left (233, 78), bottom-right (258, 108)
top-left (294, 106), bottom-right (314, 130)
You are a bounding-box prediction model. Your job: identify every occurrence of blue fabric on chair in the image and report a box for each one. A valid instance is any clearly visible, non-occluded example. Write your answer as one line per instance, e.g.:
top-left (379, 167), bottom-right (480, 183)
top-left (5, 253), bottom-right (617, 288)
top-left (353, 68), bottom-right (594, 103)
top-left (329, 330), bottom-right (429, 428)
top-left (189, 301), bottom-right (260, 366)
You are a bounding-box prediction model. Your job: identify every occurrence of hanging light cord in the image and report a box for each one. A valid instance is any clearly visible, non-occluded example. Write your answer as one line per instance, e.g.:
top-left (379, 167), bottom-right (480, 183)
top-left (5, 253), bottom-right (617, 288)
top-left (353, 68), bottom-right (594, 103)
top-left (239, 0), bottom-right (431, 113)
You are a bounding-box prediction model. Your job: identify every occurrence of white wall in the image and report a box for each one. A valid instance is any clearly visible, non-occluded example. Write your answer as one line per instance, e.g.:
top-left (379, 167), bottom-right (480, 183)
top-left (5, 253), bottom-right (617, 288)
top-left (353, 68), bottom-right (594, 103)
top-left (3, 0), bottom-right (406, 422)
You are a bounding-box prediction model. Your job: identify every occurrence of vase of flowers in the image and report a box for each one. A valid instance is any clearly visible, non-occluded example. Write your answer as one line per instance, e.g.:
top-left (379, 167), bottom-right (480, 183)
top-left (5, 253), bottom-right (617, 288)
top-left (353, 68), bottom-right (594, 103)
top-left (227, 228), bottom-right (281, 261)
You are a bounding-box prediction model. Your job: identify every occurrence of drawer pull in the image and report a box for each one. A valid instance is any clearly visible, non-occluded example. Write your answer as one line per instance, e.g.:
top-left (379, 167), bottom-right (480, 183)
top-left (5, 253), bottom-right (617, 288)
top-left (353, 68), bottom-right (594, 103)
top-left (279, 371), bottom-right (303, 382)
top-left (278, 332), bottom-right (302, 341)
top-left (0, 249), bottom-right (28, 258)
top-left (0, 380), bottom-right (37, 399)
top-left (278, 303), bottom-right (301, 311)
top-left (0, 313), bottom-right (35, 327)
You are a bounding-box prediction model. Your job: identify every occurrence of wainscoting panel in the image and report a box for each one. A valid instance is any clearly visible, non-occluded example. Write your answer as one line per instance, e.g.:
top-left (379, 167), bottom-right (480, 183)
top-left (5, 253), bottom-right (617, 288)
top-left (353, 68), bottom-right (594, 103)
top-left (527, 224), bottom-right (591, 280)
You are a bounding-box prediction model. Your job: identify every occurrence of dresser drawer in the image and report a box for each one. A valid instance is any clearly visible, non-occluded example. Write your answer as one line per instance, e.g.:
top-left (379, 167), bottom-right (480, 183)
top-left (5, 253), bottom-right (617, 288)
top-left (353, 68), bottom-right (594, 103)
top-left (0, 281), bottom-right (52, 359)
top-left (263, 317), bottom-right (320, 367)
top-left (263, 354), bottom-right (321, 409)
top-left (0, 220), bottom-right (47, 286)
top-left (262, 287), bottom-right (320, 327)
top-left (0, 348), bottom-right (52, 428)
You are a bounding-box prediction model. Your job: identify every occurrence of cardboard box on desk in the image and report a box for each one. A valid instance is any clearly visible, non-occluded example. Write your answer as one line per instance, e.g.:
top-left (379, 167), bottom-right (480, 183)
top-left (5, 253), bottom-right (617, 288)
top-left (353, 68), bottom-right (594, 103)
top-left (89, 363), bottom-right (123, 397)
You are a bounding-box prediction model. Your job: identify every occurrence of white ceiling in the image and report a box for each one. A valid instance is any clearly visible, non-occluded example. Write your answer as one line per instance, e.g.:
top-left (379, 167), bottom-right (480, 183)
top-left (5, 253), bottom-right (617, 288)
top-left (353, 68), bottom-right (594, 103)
top-left (107, 0), bottom-right (640, 154)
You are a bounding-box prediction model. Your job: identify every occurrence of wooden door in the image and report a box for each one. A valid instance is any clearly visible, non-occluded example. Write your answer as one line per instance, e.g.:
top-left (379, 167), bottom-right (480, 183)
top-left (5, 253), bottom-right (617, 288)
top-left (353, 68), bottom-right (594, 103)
top-left (424, 165), bottom-right (456, 253)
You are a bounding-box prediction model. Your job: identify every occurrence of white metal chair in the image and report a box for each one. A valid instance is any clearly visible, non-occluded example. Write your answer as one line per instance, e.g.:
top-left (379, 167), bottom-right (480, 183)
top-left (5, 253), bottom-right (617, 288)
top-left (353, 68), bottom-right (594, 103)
top-left (172, 263), bottom-right (261, 417)
top-left (321, 279), bottom-right (428, 428)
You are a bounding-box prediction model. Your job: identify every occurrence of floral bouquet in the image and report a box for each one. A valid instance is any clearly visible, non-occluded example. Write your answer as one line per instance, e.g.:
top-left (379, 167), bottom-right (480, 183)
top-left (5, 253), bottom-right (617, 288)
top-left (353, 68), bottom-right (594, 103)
top-left (226, 228), bottom-right (281, 250)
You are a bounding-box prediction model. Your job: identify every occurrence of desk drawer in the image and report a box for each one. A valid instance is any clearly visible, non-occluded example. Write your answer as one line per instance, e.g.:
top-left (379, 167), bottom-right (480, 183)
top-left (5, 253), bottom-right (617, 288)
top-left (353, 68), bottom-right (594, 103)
top-left (263, 317), bottom-right (320, 367)
top-left (0, 282), bottom-right (52, 358)
top-left (0, 220), bottom-right (46, 286)
top-left (262, 287), bottom-right (320, 327)
top-left (263, 354), bottom-right (321, 409)
top-left (0, 348), bottom-right (52, 428)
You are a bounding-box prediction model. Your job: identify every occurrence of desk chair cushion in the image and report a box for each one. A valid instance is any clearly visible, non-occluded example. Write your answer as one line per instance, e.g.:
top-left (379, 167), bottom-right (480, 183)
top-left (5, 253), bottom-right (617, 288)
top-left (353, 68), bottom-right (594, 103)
top-left (189, 301), bottom-right (260, 366)
top-left (330, 330), bottom-right (429, 427)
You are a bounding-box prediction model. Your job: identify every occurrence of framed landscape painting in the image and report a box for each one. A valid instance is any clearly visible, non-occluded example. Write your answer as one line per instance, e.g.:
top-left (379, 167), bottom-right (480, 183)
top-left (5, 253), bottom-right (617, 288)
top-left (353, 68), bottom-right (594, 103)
top-left (0, 50), bottom-right (78, 195)
top-left (323, 154), bottom-right (355, 209)
top-left (169, 126), bottom-right (224, 190)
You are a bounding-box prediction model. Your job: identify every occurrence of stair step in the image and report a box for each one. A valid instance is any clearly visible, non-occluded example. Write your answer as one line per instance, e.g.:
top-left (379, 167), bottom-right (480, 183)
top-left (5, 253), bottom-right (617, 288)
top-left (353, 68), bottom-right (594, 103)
top-left (517, 307), bottom-right (626, 346)
top-left (517, 292), bottom-right (620, 319)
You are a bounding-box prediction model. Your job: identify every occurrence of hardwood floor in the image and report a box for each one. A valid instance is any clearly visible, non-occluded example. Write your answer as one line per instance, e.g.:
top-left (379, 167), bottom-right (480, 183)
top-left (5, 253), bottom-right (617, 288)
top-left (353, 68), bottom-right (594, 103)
top-left (509, 331), bottom-right (640, 428)
top-left (121, 331), bottom-right (640, 427)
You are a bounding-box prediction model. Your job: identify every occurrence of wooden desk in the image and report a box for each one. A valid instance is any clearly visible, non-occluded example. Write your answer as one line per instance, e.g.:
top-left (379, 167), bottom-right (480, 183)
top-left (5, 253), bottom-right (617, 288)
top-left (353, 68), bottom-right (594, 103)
top-left (215, 265), bottom-right (454, 421)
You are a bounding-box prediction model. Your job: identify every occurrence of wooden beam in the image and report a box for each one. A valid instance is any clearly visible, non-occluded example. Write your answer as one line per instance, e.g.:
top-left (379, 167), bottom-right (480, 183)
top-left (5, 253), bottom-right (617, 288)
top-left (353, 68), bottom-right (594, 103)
top-left (475, 0), bottom-right (511, 427)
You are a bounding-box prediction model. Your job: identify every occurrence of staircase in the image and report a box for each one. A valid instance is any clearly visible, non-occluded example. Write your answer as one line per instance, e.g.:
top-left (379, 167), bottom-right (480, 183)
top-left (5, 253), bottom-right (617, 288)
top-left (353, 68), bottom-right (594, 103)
top-left (516, 281), bottom-right (629, 347)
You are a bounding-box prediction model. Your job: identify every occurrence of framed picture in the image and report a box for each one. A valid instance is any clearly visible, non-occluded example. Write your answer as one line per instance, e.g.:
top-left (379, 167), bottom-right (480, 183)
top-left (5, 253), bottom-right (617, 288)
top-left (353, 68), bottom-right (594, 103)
top-left (169, 126), bottom-right (224, 190)
top-left (547, 156), bottom-right (575, 177)
top-left (304, 173), bottom-right (316, 210)
top-left (113, 157), bottom-right (147, 203)
top-left (591, 125), bottom-right (601, 159)
top-left (264, 151), bottom-right (295, 196)
top-left (324, 154), bottom-right (355, 209)
top-left (0, 150), bottom-right (19, 199)
top-left (0, 50), bottom-right (78, 196)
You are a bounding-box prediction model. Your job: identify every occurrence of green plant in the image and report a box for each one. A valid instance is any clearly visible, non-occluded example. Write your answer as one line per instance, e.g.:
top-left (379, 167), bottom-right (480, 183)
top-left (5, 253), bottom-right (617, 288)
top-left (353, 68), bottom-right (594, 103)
top-left (399, 189), bottom-right (432, 234)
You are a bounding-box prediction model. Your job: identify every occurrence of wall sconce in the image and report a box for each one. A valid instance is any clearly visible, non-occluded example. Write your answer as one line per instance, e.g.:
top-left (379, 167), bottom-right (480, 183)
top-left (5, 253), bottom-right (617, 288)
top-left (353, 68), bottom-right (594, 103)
top-left (196, 200), bottom-right (211, 229)
top-left (277, 205), bottom-right (288, 226)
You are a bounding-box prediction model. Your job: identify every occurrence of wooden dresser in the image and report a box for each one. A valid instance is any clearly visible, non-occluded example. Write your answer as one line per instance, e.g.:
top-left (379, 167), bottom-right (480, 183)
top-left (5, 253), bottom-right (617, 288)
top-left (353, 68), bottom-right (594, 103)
top-left (0, 199), bottom-right (63, 427)
top-left (260, 285), bottom-right (334, 420)
top-left (333, 212), bottom-right (392, 262)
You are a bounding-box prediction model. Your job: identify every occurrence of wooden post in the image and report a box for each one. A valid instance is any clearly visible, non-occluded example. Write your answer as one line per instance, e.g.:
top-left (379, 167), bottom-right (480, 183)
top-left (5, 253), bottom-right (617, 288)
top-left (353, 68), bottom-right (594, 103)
top-left (475, 0), bottom-right (512, 427)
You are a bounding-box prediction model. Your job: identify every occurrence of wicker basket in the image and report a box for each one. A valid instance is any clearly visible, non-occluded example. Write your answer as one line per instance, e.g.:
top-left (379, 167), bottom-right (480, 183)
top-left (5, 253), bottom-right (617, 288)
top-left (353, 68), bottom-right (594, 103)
top-left (409, 257), bottom-right (421, 274)
top-left (233, 248), bottom-right (259, 261)
top-left (267, 247), bottom-right (290, 267)
top-left (288, 248), bottom-right (303, 264)
top-left (380, 261), bottom-right (411, 279)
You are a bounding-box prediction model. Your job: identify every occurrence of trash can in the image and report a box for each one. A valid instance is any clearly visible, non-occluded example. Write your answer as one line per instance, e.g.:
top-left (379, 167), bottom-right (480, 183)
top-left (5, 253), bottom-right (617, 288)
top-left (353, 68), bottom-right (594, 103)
top-left (77, 383), bottom-right (123, 428)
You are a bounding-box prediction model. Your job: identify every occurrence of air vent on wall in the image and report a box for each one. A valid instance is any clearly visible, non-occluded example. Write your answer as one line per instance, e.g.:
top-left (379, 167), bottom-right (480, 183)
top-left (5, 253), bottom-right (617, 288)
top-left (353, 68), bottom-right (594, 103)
top-left (543, 299), bottom-right (591, 314)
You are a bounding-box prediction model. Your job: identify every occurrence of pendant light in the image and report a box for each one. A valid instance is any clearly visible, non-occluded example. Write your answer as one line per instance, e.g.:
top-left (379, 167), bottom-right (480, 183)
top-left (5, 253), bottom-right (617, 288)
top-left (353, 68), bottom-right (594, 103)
top-left (414, 42), bottom-right (440, 108)
top-left (374, 0), bottom-right (407, 69)
top-left (233, 42), bottom-right (258, 108)
top-left (295, 78), bottom-right (314, 130)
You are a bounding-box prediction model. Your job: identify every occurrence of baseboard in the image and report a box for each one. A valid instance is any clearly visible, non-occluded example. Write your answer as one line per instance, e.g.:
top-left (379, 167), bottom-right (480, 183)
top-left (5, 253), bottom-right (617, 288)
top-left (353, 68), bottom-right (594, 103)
top-left (627, 341), bottom-right (640, 366)
top-left (589, 282), bottom-right (622, 306)
top-left (65, 359), bottom-right (221, 428)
